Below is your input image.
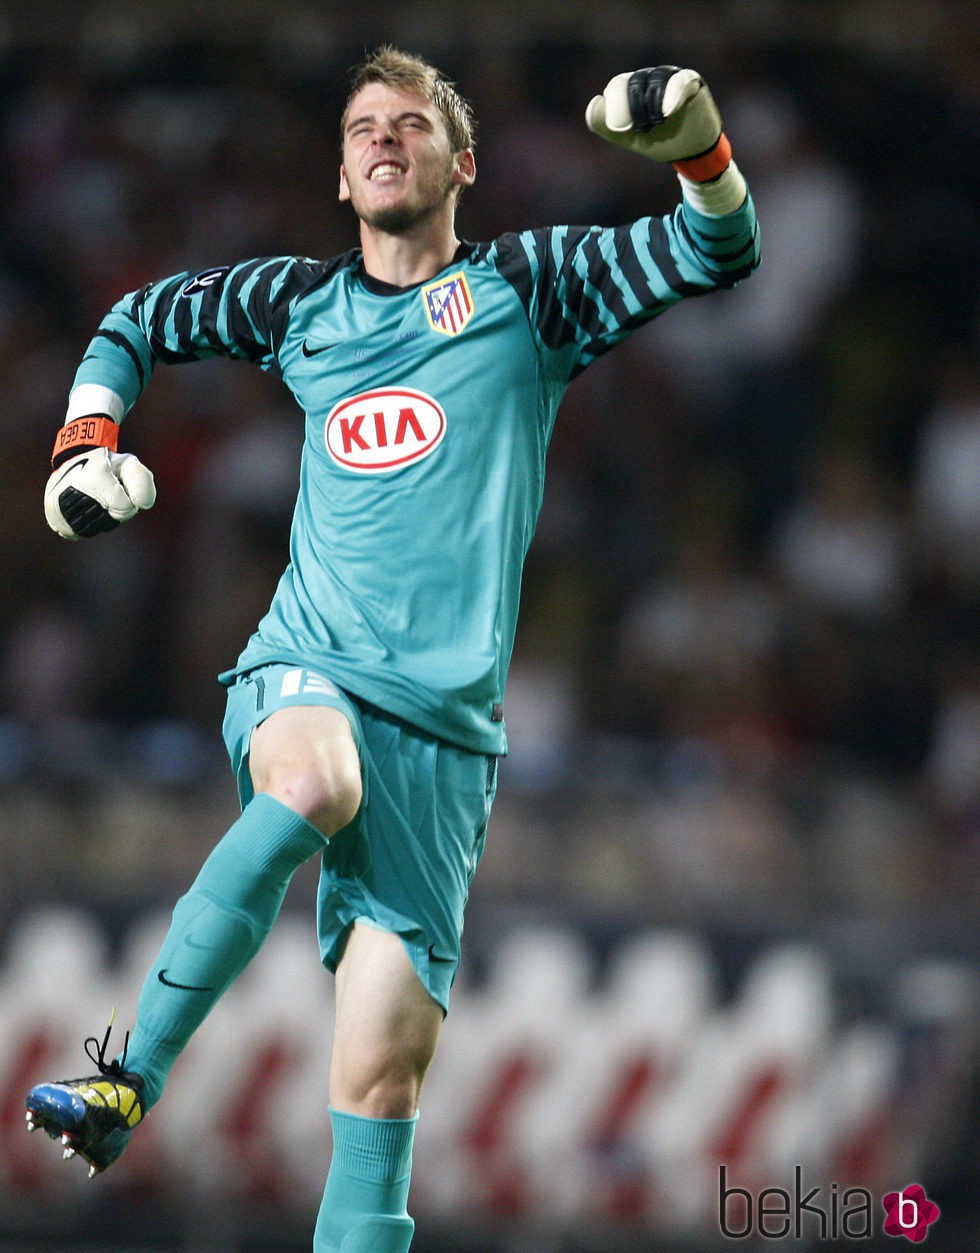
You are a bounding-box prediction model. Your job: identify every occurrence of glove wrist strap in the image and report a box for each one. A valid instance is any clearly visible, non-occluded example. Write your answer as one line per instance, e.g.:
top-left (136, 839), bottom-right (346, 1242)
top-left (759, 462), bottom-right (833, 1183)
top-left (672, 132), bottom-right (732, 182)
top-left (52, 415), bottom-right (119, 468)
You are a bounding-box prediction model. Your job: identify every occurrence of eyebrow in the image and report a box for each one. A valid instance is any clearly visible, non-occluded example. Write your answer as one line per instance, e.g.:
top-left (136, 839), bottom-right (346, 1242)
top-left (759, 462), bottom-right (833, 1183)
top-left (345, 110), bottom-right (434, 135)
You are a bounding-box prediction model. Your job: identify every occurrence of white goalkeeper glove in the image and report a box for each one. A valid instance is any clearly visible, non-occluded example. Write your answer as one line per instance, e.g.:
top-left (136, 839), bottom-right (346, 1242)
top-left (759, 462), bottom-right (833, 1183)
top-left (586, 65), bottom-right (732, 177)
top-left (44, 416), bottom-right (156, 540)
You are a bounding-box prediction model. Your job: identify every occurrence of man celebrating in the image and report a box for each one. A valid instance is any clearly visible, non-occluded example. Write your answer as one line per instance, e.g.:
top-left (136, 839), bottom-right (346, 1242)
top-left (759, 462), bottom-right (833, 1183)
top-left (27, 47), bottom-right (759, 1252)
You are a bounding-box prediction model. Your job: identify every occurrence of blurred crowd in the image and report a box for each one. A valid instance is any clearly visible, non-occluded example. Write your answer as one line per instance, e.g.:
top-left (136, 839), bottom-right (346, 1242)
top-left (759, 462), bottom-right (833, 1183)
top-left (0, 6), bottom-right (978, 942)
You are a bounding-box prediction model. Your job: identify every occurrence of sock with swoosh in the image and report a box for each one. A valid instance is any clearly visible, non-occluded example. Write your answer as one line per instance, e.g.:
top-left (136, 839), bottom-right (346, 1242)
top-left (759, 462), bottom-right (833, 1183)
top-left (121, 793), bottom-right (326, 1109)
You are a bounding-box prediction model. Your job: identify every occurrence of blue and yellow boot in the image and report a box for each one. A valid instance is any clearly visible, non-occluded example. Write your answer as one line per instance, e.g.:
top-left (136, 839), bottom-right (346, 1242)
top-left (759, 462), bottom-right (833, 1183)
top-left (25, 1018), bottom-right (144, 1177)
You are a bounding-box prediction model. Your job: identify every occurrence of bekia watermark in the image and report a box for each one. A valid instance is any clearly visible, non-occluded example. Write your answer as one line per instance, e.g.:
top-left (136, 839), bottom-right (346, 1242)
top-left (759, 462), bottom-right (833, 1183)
top-left (719, 1166), bottom-right (941, 1242)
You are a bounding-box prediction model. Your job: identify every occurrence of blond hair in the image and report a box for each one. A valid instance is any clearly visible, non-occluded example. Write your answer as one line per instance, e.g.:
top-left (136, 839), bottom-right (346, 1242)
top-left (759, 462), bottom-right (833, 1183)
top-left (342, 45), bottom-right (476, 152)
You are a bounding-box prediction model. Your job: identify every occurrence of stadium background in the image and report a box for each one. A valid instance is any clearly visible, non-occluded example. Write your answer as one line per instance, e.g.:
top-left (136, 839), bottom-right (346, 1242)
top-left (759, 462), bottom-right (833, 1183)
top-left (0, 1), bottom-right (976, 1249)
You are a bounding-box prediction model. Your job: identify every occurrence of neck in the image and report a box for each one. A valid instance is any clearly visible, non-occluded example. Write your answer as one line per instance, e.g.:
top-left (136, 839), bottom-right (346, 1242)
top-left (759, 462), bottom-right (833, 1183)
top-left (358, 219), bottom-right (461, 288)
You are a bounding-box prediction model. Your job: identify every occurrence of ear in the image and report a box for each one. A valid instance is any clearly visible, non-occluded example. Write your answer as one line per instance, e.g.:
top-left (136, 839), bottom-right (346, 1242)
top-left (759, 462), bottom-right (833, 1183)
top-left (452, 148), bottom-right (476, 189)
top-left (339, 164), bottom-right (351, 203)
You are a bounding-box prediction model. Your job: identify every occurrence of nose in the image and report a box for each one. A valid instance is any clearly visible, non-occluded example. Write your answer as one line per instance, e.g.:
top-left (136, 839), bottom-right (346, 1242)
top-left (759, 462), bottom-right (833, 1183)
top-left (370, 121), bottom-right (398, 146)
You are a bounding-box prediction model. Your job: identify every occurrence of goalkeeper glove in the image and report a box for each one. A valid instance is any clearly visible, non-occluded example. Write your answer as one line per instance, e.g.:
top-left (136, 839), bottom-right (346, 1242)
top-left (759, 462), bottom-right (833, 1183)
top-left (44, 415), bottom-right (156, 540)
top-left (586, 65), bottom-right (732, 180)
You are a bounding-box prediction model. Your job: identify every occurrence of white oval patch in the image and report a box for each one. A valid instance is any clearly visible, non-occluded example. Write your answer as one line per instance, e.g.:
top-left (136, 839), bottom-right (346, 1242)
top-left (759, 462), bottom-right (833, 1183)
top-left (325, 388), bottom-right (446, 474)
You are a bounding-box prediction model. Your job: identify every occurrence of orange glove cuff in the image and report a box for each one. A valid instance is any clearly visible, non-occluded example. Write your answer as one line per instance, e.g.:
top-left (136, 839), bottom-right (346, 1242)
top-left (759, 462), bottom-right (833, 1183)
top-left (672, 132), bottom-right (732, 182)
top-left (52, 415), bottom-right (119, 467)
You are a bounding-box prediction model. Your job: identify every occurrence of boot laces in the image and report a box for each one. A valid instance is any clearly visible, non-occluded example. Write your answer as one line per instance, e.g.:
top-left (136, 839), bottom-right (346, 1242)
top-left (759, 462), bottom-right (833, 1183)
top-left (83, 1012), bottom-right (131, 1080)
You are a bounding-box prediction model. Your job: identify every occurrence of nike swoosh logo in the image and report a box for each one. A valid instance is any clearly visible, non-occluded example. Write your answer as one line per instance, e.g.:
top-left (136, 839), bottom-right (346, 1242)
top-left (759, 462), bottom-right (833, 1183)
top-left (302, 339), bottom-right (340, 358)
top-left (158, 968), bottom-right (214, 992)
top-left (52, 457), bottom-right (89, 487)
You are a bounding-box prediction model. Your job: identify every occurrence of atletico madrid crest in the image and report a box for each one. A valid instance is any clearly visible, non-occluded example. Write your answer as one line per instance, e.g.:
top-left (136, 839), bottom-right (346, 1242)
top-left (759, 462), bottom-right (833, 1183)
top-left (421, 272), bottom-right (474, 336)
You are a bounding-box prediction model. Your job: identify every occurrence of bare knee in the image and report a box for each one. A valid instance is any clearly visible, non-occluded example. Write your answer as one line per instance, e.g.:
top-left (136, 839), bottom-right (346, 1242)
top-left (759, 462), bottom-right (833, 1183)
top-left (249, 706), bottom-right (362, 838)
top-left (339, 1068), bottom-right (425, 1121)
top-left (332, 1033), bottom-right (436, 1119)
top-left (258, 761), bottom-right (361, 837)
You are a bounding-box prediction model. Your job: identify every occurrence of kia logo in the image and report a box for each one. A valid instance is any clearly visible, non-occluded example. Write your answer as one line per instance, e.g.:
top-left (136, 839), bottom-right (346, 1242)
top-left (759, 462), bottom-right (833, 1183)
top-left (325, 388), bottom-right (447, 473)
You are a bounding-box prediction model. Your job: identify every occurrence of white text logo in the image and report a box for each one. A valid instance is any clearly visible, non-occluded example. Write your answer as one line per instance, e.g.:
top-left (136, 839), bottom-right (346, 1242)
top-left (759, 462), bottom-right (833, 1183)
top-left (325, 388), bottom-right (446, 473)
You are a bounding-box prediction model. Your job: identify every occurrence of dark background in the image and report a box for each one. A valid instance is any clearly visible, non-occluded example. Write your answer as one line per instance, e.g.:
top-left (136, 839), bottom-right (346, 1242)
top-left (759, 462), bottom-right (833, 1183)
top-left (0, 2), bottom-right (976, 1249)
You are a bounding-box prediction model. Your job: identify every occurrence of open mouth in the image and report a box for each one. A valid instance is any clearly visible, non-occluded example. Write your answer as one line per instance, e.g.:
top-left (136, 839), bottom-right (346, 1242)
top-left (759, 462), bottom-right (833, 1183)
top-left (369, 162), bottom-right (405, 182)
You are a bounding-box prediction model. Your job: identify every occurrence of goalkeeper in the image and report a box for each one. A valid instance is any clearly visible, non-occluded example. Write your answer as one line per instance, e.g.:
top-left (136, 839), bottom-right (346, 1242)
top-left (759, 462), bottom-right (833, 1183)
top-left (27, 48), bottom-right (759, 1252)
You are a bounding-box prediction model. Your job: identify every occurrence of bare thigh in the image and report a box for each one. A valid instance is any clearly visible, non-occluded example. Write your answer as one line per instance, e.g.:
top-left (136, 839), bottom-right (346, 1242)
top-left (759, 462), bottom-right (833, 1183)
top-left (329, 922), bottom-right (444, 1119)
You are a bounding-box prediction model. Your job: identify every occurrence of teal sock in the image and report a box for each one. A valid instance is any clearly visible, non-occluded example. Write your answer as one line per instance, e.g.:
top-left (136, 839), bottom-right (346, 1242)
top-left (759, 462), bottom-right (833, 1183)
top-left (315, 1109), bottom-right (417, 1252)
top-left (123, 794), bottom-right (325, 1107)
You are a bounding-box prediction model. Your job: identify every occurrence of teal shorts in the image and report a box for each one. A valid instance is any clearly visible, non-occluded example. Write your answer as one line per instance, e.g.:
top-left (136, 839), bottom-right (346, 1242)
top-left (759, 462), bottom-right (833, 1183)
top-left (221, 663), bottom-right (496, 1012)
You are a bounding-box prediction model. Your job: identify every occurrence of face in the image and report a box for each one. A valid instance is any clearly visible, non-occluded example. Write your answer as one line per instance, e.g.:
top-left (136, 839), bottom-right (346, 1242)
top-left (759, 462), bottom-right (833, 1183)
top-left (339, 83), bottom-right (475, 234)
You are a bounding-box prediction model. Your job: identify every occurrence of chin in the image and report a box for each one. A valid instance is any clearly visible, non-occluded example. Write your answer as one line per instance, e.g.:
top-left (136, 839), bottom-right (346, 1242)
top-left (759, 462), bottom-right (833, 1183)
top-left (364, 204), bottom-right (421, 233)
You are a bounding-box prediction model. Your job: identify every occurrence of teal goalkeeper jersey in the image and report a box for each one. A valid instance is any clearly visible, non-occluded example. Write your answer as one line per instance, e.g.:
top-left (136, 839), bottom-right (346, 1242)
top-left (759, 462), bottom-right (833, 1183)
top-left (71, 199), bottom-right (760, 753)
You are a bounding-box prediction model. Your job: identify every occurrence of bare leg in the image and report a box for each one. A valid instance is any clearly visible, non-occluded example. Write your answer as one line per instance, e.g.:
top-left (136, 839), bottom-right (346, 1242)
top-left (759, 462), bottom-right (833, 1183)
top-left (315, 925), bottom-right (441, 1250)
top-left (331, 922), bottom-right (444, 1116)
